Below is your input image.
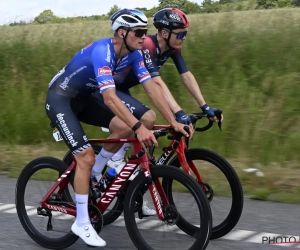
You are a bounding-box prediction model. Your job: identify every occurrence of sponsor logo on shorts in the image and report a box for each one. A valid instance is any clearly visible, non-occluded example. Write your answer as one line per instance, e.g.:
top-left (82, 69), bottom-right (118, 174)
top-left (56, 113), bottom-right (78, 147)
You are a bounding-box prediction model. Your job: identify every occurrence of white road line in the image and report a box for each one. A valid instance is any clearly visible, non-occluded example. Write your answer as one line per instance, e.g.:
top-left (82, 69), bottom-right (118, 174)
top-left (0, 203), bottom-right (15, 211)
top-left (55, 214), bottom-right (74, 220)
top-left (222, 229), bottom-right (256, 241)
top-left (5, 207), bottom-right (17, 213)
top-left (112, 219), bottom-right (126, 227)
top-left (1, 203), bottom-right (300, 248)
top-left (26, 208), bottom-right (39, 216)
top-left (155, 224), bottom-right (180, 233)
top-left (135, 219), bottom-right (163, 230)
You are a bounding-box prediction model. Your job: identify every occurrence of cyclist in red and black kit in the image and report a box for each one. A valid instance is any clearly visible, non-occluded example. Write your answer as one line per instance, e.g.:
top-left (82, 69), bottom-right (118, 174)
top-left (92, 8), bottom-right (223, 216)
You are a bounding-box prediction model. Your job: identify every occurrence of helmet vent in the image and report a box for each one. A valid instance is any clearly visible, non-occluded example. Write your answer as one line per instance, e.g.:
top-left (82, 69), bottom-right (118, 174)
top-left (122, 16), bottom-right (138, 23)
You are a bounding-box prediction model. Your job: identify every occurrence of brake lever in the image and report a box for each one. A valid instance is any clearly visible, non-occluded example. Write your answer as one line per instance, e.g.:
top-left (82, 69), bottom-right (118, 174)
top-left (183, 125), bottom-right (190, 148)
top-left (218, 121), bottom-right (222, 131)
top-left (148, 144), bottom-right (156, 158)
top-left (214, 110), bottom-right (222, 131)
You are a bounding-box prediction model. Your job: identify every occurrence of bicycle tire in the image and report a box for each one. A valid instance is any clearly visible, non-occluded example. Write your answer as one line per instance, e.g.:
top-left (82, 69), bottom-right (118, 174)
top-left (15, 156), bottom-right (79, 249)
top-left (62, 143), bottom-right (124, 226)
top-left (123, 165), bottom-right (212, 250)
top-left (165, 148), bottom-right (244, 240)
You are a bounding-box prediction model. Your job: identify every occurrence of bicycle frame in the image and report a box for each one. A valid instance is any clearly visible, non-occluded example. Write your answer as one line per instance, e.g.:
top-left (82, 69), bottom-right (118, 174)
top-left (149, 125), bottom-right (204, 183)
top-left (44, 111), bottom-right (221, 220)
top-left (41, 137), bottom-right (169, 220)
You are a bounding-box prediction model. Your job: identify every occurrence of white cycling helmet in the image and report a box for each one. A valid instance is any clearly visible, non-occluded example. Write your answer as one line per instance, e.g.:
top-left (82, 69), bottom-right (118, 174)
top-left (110, 9), bottom-right (148, 31)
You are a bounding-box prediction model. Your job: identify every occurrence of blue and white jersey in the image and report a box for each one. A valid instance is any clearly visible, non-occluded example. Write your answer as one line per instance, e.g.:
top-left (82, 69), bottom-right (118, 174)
top-left (48, 38), bottom-right (151, 96)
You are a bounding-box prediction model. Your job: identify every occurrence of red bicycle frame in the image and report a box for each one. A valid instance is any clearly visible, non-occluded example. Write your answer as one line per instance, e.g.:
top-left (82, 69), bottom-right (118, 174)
top-left (43, 110), bottom-right (221, 218)
top-left (152, 125), bottom-right (204, 184)
top-left (40, 137), bottom-right (169, 220)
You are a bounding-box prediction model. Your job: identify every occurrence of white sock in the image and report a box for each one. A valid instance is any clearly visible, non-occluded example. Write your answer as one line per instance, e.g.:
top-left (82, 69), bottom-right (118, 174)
top-left (91, 148), bottom-right (114, 176)
top-left (75, 193), bottom-right (90, 227)
top-left (111, 143), bottom-right (131, 161)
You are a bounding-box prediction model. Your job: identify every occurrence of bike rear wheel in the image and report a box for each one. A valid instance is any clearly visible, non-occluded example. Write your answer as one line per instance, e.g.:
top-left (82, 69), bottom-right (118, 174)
top-left (123, 165), bottom-right (212, 250)
top-left (15, 157), bottom-right (79, 249)
top-left (164, 148), bottom-right (244, 240)
top-left (62, 144), bottom-right (124, 226)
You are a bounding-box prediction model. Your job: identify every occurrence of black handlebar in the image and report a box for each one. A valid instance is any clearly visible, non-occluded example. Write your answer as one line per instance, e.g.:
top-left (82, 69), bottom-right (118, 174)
top-left (127, 110), bottom-right (222, 160)
top-left (127, 148), bottom-right (146, 160)
top-left (162, 125), bottom-right (189, 151)
top-left (192, 109), bottom-right (222, 132)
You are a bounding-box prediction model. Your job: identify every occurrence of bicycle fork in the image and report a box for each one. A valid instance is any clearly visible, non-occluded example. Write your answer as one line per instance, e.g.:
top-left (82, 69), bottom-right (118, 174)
top-left (139, 163), bottom-right (169, 221)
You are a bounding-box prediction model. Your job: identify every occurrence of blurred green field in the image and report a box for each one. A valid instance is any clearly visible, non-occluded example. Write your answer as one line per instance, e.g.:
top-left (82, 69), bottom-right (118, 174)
top-left (1, 8), bottom-right (300, 203)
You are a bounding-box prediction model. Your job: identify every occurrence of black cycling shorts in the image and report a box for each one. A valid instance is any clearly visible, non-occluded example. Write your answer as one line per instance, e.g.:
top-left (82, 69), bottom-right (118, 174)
top-left (45, 89), bottom-right (115, 155)
top-left (93, 89), bottom-right (150, 121)
top-left (46, 88), bottom-right (150, 155)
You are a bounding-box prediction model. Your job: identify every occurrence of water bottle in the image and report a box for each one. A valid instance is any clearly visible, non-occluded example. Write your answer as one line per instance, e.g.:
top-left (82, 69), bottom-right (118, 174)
top-left (98, 168), bottom-right (117, 192)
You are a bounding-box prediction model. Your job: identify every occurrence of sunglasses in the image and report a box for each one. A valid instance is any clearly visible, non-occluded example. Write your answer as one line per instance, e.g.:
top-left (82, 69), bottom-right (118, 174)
top-left (165, 29), bottom-right (188, 39)
top-left (130, 28), bottom-right (148, 38)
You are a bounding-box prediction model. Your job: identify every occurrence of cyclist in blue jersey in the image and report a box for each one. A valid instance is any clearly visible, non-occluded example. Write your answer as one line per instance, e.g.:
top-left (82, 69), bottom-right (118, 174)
top-left (45, 9), bottom-right (191, 247)
top-left (92, 8), bottom-right (224, 215)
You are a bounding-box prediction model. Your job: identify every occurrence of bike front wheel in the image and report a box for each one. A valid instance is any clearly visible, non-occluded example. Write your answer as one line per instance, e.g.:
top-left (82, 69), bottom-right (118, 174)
top-left (123, 165), bottom-right (212, 250)
top-left (165, 148), bottom-right (244, 240)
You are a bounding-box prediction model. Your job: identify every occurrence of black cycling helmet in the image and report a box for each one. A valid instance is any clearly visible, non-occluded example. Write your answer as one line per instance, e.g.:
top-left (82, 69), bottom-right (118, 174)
top-left (153, 8), bottom-right (189, 31)
top-left (153, 8), bottom-right (189, 49)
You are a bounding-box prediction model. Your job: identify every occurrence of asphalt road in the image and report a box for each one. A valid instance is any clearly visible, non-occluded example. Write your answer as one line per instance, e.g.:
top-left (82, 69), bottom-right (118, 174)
top-left (0, 175), bottom-right (300, 250)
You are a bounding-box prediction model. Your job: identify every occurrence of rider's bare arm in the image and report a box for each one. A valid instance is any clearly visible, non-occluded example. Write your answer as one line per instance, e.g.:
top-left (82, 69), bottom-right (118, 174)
top-left (180, 71), bottom-right (206, 107)
top-left (151, 76), bottom-right (183, 114)
top-left (142, 79), bottom-right (179, 127)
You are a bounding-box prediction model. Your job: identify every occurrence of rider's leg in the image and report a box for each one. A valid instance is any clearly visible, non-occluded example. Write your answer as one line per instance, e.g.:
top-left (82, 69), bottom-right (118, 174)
top-left (105, 113), bottom-right (157, 217)
top-left (81, 91), bottom-right (157, 216)
top-left (72, 147), bottom-right (96, 225)
top-left (70, 148), bottom-right (105, 247)
top-left (90, 110), bottom-right (156, 178)
top-left (76, 94), bottom-right (129, 177)
top-left (104, 89), bottom-right (156, 167)
top-left (89, 90), bottom-right (156, 178)
top-left (110, 142), bottom-right (131, 161)
top-left (45, 91), bottom-right (106, 247)
top-left (108, 109), bottom-right (156, 165)
top-left (91, 116), bottom-right (134, 177)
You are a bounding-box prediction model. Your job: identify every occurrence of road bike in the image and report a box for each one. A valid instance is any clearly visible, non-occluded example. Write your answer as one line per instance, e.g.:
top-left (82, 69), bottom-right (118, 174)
top-left (62, 110), bottom-right (244, 240)
top-left (15, 126), bottom-right (212, 250)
